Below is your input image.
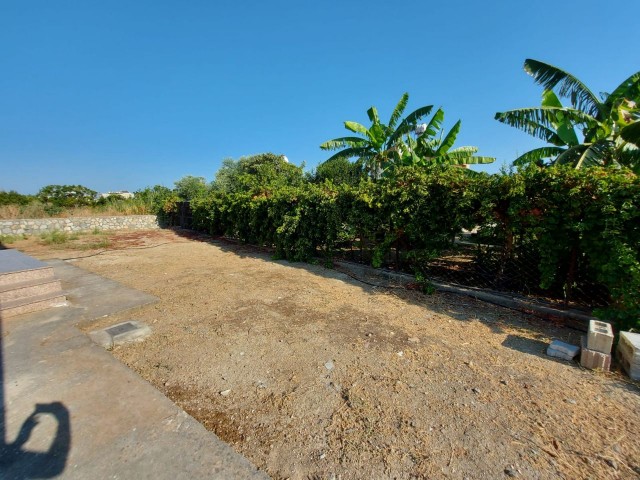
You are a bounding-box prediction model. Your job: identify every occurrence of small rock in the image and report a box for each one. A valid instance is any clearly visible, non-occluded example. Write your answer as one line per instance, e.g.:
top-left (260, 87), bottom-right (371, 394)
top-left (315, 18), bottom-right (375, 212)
top-left (319, 453), bottom-right (326, 460)
top-left (605, 458), bottom-right (618, 470)
top-left (500, 379), bottom-right (508, 386)
top-left (472, 387), bottom-right (480, 394)
top-left (397, 351), bottom-right (404, 357)
top-left (219, 389), bottom-right (231, 396)
top-left (408, 337), bottom-right (420, 344)
top-left (565, 398), bottom-right (577, 405)
top-left (504, 466), bottom-right (518, 477)
top-left (324, 361), bottom-right (334, 371)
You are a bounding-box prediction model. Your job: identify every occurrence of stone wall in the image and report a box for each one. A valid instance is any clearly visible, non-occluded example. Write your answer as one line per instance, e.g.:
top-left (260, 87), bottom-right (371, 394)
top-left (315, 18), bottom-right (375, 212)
top-left (0, 215), bottom-right (160, 236)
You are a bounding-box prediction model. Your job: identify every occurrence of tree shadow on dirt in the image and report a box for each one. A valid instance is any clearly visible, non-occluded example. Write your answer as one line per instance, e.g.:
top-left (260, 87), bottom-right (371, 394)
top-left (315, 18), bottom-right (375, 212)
top-left (169, 229), bottom-right (581, 339)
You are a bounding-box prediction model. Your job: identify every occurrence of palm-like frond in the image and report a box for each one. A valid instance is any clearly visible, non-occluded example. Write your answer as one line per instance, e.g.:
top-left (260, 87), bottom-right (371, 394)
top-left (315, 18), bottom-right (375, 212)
top-left (320, 136), bottom-right (368, 151)
top-left (605, 72), bottom-right (640, 111)
top-left (620, 122), bottom-right (640, 147)
top-left (323, 147), bottom-right (373, 163)
top-left (495, 107), bottom-right (598, 146)
top-left (573, 141), bottom-right (614, 169)
top-left (419, 108), bottom-right (445, 141)
top-left (344, 121), bottom-right (369, 136)
top-left (436, 120), bottom-right (461, 156)
top-left (367, 106), bottom-right (380, 125)
top-left (524, 59), bottom-right (601, 118)
top-left (513, 147), bottom-right (567, 166)
top-left (388, 93), bottom-right (409, 130)
top-left (389, 105), bottom-right (434, 144)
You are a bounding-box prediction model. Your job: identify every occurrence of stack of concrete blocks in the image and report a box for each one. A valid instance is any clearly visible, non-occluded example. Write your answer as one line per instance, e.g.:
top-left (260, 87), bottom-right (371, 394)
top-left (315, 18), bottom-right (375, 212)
top-left (580, 320), bottom-right (614, 371)
top-left (616, 331), bottom-right (640, 380)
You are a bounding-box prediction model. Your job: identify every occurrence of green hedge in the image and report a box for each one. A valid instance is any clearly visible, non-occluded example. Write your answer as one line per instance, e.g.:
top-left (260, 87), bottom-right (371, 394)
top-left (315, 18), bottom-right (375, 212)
top-left (188, 165), bottom-right (640, 330)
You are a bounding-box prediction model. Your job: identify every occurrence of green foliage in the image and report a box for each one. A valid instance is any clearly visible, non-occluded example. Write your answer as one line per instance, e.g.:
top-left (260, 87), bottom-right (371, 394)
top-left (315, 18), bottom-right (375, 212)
top-left (474, 165), bottom-right (640, 330)
top-left (320, 93), bottom-right (494, 178)
top-left (40, 230), bottom-right (78, 245)
top-left (192, 162), bottom-right (640, 331)
top-left (0, 233), bottom-right (28, 244)
top-left (312, 157), bottom-right (366, 186)
top-left (173, 175), bottom-right (209, 201)
top-left (37, 185), bottom-right (97, 207)
top-left (496, 59), bottom-right (640, 171)
top-left (0, 190), bottom-right (33, 206)
top-left (212, 153), bottom-right (304, 193)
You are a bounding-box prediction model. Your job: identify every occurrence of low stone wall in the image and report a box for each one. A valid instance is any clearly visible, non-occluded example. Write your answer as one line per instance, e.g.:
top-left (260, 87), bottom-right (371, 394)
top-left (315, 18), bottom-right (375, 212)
top-left (0, 215), bottom-right (160, 236)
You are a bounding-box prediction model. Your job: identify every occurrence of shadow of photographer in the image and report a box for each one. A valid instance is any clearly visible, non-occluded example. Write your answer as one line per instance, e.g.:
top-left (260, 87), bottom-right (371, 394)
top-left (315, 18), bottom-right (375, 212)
top-left (1, 401), bottom-right (71, 478)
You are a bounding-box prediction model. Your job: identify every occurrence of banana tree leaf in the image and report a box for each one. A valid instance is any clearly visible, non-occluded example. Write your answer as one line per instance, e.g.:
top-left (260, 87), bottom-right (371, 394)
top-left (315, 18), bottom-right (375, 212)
top-left (389, 105), bottom-right (434, 144)
top-left (513, 147), bottom-right (566, 166)
top-left (323, 147), bottom-right (372, 163)
top-left (418, 108), bottom-right (444, 142)
top-left (388, 93), bottom-right (409, 130)
top-left (344, 121), bottom-right (369, 135)
top-left (319, 137), bottom-right (367, 151)
top-left (436, 120), bottom-right (461, 156)
top-left (448, 146), bottom-right (479, 155)
top-left (367, 106), bottom-right (380, 125)
top-left (620, 121), bottom-right (640, 147)
top-left (524, 59), bottom-right (601, 118)
top-left (605, 72), bottom-right (640, 111)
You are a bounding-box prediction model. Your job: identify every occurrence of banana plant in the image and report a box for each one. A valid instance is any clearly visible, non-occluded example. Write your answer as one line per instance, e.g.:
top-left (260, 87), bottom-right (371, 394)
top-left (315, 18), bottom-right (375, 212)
top-left (495, 59), bottom-right (640, 171)
top-left (393, 108), bottom-right (494, 170)
top-left (321, 93), bottom-right (494, 178)
top-left (320, 93), bottom-right (434, 178)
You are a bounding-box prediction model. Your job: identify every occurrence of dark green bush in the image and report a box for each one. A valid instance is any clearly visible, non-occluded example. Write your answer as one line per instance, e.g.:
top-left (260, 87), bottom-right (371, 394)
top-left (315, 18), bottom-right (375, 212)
top-left (189, 164), bottom-right (640, 330)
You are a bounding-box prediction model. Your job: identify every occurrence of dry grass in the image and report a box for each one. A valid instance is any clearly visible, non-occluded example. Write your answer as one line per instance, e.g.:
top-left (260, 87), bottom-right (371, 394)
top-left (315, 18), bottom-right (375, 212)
top-left (0, 201), bottom-right (152, 219)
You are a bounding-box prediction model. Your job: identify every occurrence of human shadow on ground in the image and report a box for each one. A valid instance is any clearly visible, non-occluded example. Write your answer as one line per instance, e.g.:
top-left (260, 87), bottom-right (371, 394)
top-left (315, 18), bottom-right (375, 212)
top-left (0, 312), bottom-right (71, 478)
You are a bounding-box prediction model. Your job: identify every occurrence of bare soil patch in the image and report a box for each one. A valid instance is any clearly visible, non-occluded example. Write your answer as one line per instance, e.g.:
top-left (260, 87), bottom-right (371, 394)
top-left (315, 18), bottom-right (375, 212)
top-left (10, 229), bottom-right (640, 479)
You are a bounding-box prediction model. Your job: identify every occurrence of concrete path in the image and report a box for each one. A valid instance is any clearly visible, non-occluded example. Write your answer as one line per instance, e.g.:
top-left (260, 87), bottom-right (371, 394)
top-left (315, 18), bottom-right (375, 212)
top-left (1, 259), bottom-right (268, 479)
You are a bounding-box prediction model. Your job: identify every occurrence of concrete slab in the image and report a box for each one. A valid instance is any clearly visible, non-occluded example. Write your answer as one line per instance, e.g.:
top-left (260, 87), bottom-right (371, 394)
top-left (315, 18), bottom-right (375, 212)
top-left (0, 249), bottom-right (48, 274)
top-left (1, 260), bottom-right (268, 479)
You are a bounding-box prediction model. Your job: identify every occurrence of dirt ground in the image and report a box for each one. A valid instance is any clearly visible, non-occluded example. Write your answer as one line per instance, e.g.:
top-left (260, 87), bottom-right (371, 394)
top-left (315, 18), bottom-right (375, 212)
top-left (8, 229), bottom-right (640, 479)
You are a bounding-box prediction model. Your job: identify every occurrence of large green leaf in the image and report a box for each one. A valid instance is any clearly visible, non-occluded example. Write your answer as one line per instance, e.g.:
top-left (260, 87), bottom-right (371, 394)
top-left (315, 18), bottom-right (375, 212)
top-left (344, 121), bottom-right (369, 136)
top-left (495, 107), bottom-right (598, 146)
top-left (367, 106), bottom-right (380, 125)
top-left (524, 59), bottom-right (602, 118)
top-left (320, 137), bottom-right (368, 151)
top-left (389, 105), bottom-right (434, 145)
top-left (323, 147), bottom-right (372, 163)
top-left (388, 93), bottom-right (409, 130)
top-left (436, 120), bottom-right (461, 155)
top-left (605, 72), bottom-right (640, 112)
top-left (420, 108), bottom-right (445, 141)
top-left (513, 147), bottom-right (567, 166)
top-left (620, 121), bottom-right (640, 147)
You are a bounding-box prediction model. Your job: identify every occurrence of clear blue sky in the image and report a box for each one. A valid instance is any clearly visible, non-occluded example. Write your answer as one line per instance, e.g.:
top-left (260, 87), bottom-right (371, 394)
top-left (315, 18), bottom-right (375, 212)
top-left (1, 0), bottom-right (638, 194)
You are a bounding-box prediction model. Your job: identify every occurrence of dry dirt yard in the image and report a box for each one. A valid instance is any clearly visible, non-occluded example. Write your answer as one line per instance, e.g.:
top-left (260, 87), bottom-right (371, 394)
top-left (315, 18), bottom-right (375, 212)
top-left (10, 229), bottom-right (640, 479)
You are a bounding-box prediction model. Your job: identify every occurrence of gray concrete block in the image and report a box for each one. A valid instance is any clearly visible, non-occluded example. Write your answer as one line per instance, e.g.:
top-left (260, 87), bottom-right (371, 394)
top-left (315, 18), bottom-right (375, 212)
top-left (617, 331), bottom-right (640, 380)
top-left (587, 320), bottom-right (613, 354)
top-left (547, 340), bottom-right (580, 361)
top-left (580, 336), bottom-right (611, 371)
top-left (89, 320), bottom-right (152, 349)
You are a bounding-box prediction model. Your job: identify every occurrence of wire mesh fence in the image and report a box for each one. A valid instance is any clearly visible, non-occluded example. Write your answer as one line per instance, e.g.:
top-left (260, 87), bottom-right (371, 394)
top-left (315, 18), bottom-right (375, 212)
top-left (333, 235), bottom-right (611, 315)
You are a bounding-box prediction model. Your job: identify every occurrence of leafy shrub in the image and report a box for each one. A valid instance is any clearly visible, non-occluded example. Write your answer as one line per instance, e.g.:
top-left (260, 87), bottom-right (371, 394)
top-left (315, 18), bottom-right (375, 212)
top-left (189, 163), bottom-right (640, 330)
